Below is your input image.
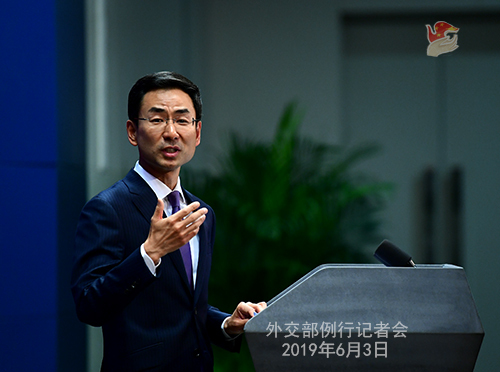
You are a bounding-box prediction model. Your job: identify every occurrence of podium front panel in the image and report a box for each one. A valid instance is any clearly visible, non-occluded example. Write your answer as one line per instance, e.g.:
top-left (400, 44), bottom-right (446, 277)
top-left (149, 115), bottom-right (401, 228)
top-left (244, 264), bottom-right (484, 371)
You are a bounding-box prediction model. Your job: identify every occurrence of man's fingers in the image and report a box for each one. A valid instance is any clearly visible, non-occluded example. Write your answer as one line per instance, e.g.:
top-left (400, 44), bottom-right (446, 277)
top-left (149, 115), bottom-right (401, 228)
top-left (168, 205), bottom-right (208, 244)
top-left (254, 302), bottom-right (267, 313)
top-left (247, 301), bottom-right (267, 315)
top-left (152, 199), bottom-right (164, 221)
top-left (175, 201), bottom-right (202, 219)
top-left (171, 203), bottom-right (208, 225)
top-left (237, 301), bottom-right (267, 319)
top-left (185, 208), bottom-right (208, 227)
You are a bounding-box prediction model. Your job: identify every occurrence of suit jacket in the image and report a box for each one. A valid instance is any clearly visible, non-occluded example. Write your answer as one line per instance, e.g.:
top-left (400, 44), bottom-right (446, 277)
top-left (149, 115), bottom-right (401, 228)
top-left (71, 169), bottom-right (240, 372)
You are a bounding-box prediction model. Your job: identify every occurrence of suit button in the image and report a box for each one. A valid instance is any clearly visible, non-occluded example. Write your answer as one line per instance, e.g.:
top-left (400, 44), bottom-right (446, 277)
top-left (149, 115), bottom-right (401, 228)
top-left (193, 349), bottom-right (201, 357)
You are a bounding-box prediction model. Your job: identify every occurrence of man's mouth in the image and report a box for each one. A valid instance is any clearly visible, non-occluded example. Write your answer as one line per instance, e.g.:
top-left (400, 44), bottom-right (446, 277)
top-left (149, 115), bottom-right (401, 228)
top-left (162, 146), bottom-right (181, 157)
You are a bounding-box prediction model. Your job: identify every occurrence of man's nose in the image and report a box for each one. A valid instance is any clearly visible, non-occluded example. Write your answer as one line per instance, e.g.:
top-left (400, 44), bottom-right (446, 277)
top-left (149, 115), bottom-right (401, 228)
top-left (162, 121), bottom-right (179, 138)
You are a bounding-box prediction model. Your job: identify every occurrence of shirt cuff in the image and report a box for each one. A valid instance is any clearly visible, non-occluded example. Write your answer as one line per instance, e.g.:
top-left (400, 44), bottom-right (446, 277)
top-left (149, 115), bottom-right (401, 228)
top-left (221, 316), bottom-right (239, 340)
top-left (140, 243), bottom-right (161, 276)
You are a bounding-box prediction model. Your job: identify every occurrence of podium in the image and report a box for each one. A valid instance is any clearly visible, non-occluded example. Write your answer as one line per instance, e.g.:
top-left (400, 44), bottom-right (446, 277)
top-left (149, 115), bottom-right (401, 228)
top-left (244, 264), bottom-right (484, 371)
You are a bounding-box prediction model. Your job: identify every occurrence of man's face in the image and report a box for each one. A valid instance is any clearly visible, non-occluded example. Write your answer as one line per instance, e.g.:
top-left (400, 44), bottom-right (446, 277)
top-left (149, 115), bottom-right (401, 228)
top-left (127, 88), bottom-right (201, 186)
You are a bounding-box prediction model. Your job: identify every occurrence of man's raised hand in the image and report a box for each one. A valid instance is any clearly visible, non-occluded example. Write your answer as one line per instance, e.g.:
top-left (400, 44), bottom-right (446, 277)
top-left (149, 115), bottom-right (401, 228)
top-left (144, 199), bottom-right (208, 264)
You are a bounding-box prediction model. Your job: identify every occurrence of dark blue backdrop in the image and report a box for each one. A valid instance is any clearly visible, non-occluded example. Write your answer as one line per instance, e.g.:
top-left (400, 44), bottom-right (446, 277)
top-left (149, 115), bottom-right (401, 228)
top-left (0, 1), bottom-right (87, 371)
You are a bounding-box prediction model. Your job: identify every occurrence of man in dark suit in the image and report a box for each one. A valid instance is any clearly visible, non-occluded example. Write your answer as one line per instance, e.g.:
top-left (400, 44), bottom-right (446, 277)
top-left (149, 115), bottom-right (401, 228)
top-left (71, 71), bottom-right (266, 371)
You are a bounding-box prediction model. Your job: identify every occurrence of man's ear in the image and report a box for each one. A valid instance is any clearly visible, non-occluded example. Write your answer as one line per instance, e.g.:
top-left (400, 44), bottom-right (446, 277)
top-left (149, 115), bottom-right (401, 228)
top-left (195, 120), bottom-right (202, 146)
top-left (127, 120), bottom-right (138, 146)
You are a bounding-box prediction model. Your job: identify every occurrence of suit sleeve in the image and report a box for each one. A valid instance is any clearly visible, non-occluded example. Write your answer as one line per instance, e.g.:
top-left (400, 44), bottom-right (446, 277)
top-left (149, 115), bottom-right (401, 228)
top-left (206, 306), bottom-right (242, 352)
top-left (71, 196), bottom-right (156, 326)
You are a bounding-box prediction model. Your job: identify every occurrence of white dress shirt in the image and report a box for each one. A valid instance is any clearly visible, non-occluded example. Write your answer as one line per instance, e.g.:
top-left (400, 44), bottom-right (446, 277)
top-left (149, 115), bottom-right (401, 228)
top-left (133, 161), bottom-right (200, 286)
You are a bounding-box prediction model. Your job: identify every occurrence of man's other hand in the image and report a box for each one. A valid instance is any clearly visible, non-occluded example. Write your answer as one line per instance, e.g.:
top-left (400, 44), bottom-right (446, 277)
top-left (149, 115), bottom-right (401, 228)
top-left (224, 301), bottom-right (267, 336)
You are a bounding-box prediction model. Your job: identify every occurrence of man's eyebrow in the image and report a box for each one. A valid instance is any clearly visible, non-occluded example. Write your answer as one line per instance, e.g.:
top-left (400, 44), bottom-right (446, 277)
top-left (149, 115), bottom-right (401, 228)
top-left (147, 107), bottom-right (166, 113)
top-left (146, 107), bottom-right (191, 115)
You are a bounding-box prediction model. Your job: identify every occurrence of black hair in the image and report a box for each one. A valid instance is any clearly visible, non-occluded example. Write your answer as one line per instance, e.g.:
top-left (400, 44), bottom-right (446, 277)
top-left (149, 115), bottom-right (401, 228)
top-left (128, 71), bottom-right (202, 123)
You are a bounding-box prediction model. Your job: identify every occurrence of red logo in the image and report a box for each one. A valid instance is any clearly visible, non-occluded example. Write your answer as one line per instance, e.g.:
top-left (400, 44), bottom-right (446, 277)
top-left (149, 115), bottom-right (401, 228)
top-left (426, 21), bottom-right (459, 57)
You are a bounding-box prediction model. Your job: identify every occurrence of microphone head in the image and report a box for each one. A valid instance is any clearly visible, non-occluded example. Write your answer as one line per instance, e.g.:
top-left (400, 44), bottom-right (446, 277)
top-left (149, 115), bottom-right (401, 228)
top-left (374, 240), bottom-right (415, 267)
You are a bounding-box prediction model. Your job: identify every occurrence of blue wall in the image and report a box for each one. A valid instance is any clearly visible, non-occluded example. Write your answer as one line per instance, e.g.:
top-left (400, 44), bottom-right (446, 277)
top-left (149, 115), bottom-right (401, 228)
top-left (0, 1), bottom-right (87, 370)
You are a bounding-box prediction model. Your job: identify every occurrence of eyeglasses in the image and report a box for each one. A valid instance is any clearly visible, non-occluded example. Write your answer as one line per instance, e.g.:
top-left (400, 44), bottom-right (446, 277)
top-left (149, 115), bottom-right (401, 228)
top-left (137, 117), bottom-right (199, 129)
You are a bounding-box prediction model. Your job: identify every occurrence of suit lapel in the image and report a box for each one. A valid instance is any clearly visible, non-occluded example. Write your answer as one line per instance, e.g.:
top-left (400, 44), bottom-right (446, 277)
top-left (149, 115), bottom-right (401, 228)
top-left (184, 189), bottom-right (209, 303)
top-left (123, 170), bottom-right (158, 223)
top-left (194, 215), bottom-right (208, 303)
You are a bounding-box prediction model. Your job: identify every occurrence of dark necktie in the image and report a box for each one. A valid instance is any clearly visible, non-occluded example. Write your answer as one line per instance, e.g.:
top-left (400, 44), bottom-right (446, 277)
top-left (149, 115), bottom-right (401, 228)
top-left (167, 191), bottom-right (193, 289)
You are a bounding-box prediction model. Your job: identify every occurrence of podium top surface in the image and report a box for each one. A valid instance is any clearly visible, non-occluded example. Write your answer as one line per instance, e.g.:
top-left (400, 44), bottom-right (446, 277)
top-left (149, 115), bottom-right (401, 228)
top-left (245, 264), bottom-right (483, 335)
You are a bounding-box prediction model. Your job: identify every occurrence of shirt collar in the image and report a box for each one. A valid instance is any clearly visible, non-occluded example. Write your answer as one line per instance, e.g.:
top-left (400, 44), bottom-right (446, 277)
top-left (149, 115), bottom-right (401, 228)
top-left (133, 161), bottom-right (186, 204)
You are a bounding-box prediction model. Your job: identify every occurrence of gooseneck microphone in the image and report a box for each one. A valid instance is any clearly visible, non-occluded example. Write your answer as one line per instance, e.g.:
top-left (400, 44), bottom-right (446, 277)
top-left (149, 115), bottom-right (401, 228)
top-left (374, 240), bottom-right (416, 267)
